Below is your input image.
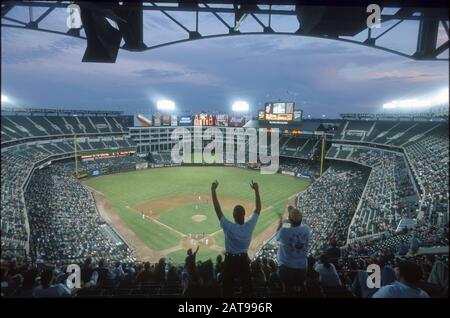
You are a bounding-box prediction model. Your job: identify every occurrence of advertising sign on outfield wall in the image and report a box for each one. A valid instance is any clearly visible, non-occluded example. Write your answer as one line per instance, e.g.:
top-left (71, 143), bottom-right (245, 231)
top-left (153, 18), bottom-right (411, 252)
top-left (194, 113), bottom-right (215, 126)
top-left (171, 115), bottom-right (178, 126)
top-left (136, 162), bottom-right (148, 170)
top-left (229, 115), bottom-right (246, 127)
top-left (178, 115), bottom-right (193, 126)
top-left (216, 114), bottom-right (229, 126)
top-left (153, 114), bottom-right (161, 127)
top-left (135, 114), bottom-right (152, 126)
top-left (162, 115), bottom-right (171, 126)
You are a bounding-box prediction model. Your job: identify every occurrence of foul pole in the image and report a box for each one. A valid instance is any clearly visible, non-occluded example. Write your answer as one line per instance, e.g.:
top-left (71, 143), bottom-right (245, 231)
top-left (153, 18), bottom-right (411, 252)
top-left (320, 135), bottom-right (325, 176)
top-left (74, 134), bottom-right (78, 177)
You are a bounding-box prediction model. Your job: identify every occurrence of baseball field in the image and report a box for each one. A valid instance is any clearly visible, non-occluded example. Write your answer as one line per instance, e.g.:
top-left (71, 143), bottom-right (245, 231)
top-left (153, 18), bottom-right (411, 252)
top-left (85, 166), bottom-right (310, 263)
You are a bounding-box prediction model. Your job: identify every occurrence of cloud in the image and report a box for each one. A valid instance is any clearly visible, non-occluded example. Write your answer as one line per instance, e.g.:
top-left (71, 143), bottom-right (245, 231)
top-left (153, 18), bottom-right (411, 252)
top-left (338, 62), bottom-right (447, 83)
top-left (1, 12), bottom-right (448, 117)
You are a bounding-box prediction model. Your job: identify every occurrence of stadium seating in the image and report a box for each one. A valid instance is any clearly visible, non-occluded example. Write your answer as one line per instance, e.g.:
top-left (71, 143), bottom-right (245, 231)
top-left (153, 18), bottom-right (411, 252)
top-left (0, 113), bottom-right (133, 144)
top-left (279, 157), bottom-right (322, 178)
top-left (1, 111), bottom-right (448, 298)
top-left (336, 119), bottom-right (446, 148)
top-left (1, 111), bottom-right (138, 259)
top-left (327, 118), bottom-right (448, 241)
top-left (279, 136), bottom-right (320, 159)
top-left (148, 152), bottom-right (176, 165)
top-left (296, 162), bottom-right (370, 255)
top-left (25, 162), bottom-right (134, 264)
top-left (404, 134), bottom-right (449, 226)
top-left (346, 148), bottom-right (419, 241)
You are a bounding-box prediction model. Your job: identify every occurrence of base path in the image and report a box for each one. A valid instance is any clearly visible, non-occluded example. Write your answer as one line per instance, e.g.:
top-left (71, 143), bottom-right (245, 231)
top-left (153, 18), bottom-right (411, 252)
top-left (134, 194), bottom-right (255, 220)
top-left (88, 186), bottom-right (163, 261)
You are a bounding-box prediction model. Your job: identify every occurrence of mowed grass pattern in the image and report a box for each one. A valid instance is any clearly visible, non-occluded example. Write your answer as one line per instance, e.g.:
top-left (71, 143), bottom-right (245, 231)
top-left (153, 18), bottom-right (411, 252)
top-left (86, 166), bottom-right (310, 257)
top-left (159, 202), bottom-right (220, 235)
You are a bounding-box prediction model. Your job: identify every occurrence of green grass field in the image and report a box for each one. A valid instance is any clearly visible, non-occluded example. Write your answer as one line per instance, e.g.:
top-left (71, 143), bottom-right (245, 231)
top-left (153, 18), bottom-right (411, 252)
top-left (86, 166), bottom-right (310, 263)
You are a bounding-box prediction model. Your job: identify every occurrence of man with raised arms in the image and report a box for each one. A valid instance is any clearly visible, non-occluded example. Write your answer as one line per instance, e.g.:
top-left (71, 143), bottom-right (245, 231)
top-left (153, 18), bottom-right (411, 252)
top-left (211, 179), bottom-right (261, 296)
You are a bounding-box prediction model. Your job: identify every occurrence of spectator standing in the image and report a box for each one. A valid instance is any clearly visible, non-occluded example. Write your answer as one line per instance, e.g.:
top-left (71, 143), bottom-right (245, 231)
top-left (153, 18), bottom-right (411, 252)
top-left (276, 206), bottom-right (311, 294)
top-left (185, 246), bottom-right (199, 271)
top-left (211, 180), bottom-right (261, 296)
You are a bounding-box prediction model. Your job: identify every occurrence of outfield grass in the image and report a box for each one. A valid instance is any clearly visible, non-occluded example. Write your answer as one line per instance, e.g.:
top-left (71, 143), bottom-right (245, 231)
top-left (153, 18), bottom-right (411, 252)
top-left (159, 202), bottom-right (220, 235)
top-left (86, 166), bottom-right (310, 260)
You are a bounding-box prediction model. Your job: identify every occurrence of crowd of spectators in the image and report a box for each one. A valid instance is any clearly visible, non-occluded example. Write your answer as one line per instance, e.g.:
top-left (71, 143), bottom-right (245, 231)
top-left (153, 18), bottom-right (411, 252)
top-left (348, 149), bottom-right (419, 240)
top-left (24, 162), bottom-right (134, 264)
top-left (1, 146), bottom-right (51, 253)
top-left (149, 152), bottom-right (176, 166)
top-left (296, 162), bottom-right (369, 255)
top-left (254, 235), bottom-right (447, 298)
top-left (1, 115), bottom-right (448, 298)
top-left (1, 116), bottom-right (137, 255)
top-left (1, 134), bottom-right (139, 259)
top-left (279, 157), bottom-right (322, 178)
top-left (1, 242), bottom-right (447, 298)
top-left (405, 135), bottom-right (449, 226)
top-left (78, 155), bottom-right (147, 174)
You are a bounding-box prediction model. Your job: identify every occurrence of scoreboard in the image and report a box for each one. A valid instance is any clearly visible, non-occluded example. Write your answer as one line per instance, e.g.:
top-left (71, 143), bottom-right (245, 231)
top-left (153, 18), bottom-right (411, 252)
top-left (264, 102), bottom-right (295, 122)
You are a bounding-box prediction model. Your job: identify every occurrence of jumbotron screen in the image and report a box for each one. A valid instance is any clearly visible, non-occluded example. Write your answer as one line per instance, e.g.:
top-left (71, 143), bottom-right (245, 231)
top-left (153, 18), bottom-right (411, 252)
top-left (264, 102), bottom-right (294, 121)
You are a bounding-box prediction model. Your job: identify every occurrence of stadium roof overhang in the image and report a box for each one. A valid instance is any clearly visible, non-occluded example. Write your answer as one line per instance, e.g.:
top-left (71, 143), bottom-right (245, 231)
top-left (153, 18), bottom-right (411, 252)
top-left (0, 107), bottom-right (124, 116)
top-left (2, 0), bottom-right (448, 62)
top-left (244, 118), bottom-right (341, 132)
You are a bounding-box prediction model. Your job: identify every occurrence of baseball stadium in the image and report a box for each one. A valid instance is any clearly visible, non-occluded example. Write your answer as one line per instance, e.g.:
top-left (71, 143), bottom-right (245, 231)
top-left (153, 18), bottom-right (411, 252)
top-left (1, 0), bottom-right (449, 300)
top-left (85, 165), bottom-right (309, 263)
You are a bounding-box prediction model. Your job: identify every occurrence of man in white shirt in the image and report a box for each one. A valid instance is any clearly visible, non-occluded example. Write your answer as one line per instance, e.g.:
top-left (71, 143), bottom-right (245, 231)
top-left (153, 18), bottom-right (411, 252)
top-left (211, 180), bottom-right (261, 296)
top-left (373, 261), bottom-right (429, 298)
top-left (276, 206), bottom-right (311, 294)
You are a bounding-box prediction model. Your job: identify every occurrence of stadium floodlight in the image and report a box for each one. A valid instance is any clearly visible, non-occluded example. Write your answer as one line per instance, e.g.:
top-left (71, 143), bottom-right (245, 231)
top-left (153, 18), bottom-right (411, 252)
top-left (383, 88), bottom-right (449, 110)
top-left (232, 100), bottom-right (249, 112)
top-left (383, 99), bottom-right (428, 109)
top-left (156, 99), bottom-right (175, 111)
top-left (433, 88), bottom-right (449, 105)
top-left (1, 95), bottom-right (9, 103)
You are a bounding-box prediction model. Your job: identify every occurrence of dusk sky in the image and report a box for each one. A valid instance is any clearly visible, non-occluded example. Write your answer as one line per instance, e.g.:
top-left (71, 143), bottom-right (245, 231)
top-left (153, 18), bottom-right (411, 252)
top-left (1, 5), bottom-right (448, 117)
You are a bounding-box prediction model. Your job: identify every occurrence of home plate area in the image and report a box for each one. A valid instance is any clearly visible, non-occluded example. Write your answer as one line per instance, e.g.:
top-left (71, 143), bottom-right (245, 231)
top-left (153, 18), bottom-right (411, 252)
top-left (181, 234), bottom-right (215, 250)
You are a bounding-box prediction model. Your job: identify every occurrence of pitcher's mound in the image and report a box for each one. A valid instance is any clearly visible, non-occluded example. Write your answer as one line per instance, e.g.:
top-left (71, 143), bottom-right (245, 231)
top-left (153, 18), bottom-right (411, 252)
top-left (192, 214), bottom-right (207, 222)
